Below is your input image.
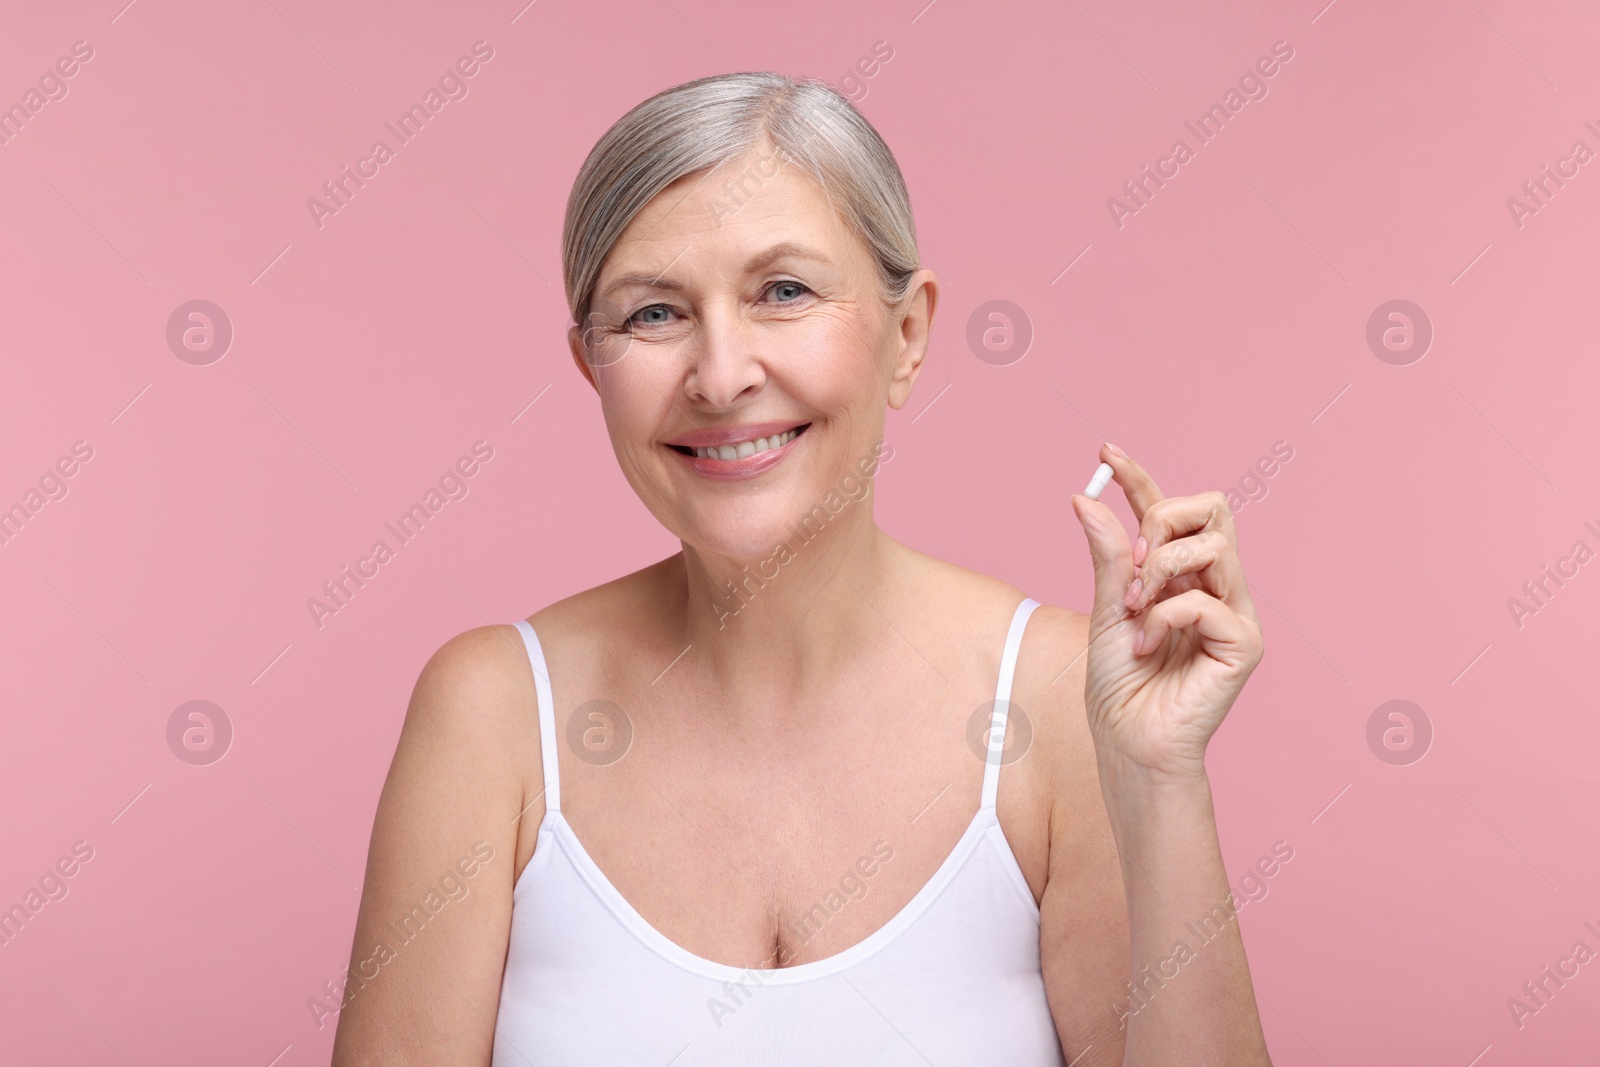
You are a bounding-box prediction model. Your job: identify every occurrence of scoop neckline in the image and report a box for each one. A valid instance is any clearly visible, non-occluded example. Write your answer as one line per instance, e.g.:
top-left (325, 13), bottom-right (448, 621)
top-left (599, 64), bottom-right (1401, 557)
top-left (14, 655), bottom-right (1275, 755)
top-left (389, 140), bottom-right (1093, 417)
top-left (515, 803), bottom-right (1035, 985)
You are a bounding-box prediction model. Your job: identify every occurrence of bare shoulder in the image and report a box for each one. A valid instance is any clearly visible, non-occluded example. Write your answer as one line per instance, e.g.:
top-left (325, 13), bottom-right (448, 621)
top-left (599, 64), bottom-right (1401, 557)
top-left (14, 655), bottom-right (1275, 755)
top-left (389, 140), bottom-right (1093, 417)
top-left (1005, 602), bottom-right (1097, 820)
top-left (397, 622), bottom-right (545, 809)
top-left (414, 622), bottom-right (540, 722)
top-left (328, 623), bottom-right (540, 1062)
top-left (394, 619), bottom-right (549, 862)
top-left (372, 621), bottom-right (540, 872)
top-left (1015, 603), bottom-right (1093, 750)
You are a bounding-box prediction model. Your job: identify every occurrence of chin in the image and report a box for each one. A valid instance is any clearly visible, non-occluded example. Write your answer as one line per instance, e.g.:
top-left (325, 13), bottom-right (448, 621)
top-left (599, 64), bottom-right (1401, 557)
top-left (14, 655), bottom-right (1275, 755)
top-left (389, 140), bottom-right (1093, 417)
top-left (678, 494), bottom-right (816, 564)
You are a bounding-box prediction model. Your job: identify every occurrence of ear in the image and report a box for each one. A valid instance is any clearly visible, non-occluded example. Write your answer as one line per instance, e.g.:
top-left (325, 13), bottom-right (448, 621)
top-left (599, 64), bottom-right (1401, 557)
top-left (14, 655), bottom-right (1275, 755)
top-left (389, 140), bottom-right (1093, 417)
top-left (568, 322), bottom-right (599, 393)
top-left (886, 268), bottom-right (938, 411)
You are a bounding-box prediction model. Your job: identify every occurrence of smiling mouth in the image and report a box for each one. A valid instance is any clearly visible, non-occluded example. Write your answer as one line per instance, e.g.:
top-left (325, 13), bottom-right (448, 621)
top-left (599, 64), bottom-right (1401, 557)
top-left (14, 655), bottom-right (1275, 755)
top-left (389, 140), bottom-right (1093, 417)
top-left (667, 423), bottom-right (811, 461)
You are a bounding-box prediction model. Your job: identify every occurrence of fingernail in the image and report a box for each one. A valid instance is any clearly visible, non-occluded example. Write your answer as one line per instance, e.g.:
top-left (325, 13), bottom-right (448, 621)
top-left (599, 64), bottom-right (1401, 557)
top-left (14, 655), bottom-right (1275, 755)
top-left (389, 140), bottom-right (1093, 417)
top-left (1124, 576), bottom-right (1142, 605)
top-left (1106, 442), bottom-right (1125, 457)
top-left (1132, 535), bottom-right (1147, 565)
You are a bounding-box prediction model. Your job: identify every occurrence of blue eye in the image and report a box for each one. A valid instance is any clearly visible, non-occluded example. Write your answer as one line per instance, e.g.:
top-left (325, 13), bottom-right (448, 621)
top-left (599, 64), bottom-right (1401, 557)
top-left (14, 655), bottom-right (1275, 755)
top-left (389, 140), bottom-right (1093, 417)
top-left (629, 305), bottom-right (674, 327)
top-left (768, 281), bottom-right (810, 302)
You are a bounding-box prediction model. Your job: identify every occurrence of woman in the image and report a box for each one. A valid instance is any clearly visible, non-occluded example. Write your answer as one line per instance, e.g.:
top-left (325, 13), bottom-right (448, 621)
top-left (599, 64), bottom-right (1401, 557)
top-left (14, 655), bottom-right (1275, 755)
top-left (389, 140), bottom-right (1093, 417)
top-left (331, 71), bottom-right (1272, 1066)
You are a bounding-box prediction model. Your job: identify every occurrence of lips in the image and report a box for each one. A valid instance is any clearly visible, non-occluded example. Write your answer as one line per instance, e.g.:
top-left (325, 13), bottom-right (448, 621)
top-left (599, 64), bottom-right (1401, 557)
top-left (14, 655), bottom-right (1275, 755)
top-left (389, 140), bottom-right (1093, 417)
top-left (663, 420), bottom-right (810, 450)
top-left (663, 421), bottom-right (811, 481)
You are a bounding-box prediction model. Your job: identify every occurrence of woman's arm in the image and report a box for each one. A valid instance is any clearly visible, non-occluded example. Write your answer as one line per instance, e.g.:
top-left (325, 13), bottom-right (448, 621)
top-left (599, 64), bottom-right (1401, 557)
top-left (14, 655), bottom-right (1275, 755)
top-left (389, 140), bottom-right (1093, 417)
top-left (1062, 444), bottom-right (1273, 1065)
top-left (1098, 760), bottom-right (1270, 1064)
top-left (330, 625), bottom-right (536, 1066)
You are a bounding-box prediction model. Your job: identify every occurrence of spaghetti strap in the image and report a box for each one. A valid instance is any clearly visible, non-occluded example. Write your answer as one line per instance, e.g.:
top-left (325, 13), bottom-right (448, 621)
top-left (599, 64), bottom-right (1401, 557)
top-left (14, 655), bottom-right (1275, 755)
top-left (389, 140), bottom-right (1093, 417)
top-left (513, 619), bottom-right (561, 813)
top-left (980, 597), bottom-right (1040, 811)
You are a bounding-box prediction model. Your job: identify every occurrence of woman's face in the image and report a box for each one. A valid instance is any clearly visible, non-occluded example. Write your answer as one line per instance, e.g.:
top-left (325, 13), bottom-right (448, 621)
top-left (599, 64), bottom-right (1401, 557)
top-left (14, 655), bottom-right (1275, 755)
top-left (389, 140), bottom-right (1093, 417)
top-left (570, 143), bottom-right (935, 562)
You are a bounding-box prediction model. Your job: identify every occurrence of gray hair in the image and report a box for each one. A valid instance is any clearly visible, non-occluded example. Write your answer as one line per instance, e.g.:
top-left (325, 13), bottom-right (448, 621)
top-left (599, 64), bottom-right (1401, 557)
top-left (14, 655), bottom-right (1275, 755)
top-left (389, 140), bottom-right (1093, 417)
top-left (561, 71), bottom-right (921, 331)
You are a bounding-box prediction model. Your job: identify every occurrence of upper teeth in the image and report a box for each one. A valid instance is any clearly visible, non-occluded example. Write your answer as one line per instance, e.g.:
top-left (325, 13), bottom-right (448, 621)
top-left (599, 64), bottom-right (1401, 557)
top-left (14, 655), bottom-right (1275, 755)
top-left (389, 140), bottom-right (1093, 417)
top-left (692, 428), bottom-right (799, 460)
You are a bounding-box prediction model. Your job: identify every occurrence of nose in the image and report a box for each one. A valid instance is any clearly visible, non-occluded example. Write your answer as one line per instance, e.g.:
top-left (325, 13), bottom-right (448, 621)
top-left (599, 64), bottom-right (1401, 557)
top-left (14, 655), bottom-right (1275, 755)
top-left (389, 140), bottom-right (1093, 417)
top-left (683, 302), bottom-right (766, 409)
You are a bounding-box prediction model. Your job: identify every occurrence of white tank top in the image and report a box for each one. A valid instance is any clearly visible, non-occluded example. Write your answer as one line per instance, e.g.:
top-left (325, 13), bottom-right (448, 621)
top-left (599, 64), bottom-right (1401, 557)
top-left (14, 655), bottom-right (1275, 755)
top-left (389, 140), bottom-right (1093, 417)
top-left (492, 597), bottom-right (1065, 1065)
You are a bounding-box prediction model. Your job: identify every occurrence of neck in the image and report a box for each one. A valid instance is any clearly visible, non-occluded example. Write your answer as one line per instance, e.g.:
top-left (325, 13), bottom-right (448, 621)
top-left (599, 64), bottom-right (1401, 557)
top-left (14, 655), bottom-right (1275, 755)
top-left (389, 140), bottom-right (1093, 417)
top-left (670, 498), bottom-right (899, 697)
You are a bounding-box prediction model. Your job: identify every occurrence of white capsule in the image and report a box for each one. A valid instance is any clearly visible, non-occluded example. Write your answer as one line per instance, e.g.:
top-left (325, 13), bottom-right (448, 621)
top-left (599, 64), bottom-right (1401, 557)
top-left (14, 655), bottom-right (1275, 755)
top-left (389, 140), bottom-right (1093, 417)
top-left (1083, 462), bottom-right (1115, 500)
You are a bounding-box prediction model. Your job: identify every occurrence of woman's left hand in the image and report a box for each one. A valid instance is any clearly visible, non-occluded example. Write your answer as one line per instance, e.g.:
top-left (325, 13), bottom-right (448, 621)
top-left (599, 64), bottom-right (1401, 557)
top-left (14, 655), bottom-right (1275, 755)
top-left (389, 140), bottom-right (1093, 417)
top-left (1069, 443), bottom-right (1265, 783)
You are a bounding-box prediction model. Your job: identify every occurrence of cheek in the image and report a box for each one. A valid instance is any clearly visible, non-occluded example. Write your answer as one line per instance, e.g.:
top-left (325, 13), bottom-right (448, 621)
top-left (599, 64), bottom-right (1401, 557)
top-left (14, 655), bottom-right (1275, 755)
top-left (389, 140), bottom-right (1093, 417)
top-left (592, 366), bottom-right (678, 475)
top-left (782, 310), bottom-right (886, 405)
top-left (595, 351), bottom-right (676, 417)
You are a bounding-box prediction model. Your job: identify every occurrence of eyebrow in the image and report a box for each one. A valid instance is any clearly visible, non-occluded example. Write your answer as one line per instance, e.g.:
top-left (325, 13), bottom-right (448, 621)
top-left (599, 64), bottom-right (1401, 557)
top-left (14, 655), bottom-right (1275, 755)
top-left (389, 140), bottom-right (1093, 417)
top-left (598, 241), bottom-right (834, 299)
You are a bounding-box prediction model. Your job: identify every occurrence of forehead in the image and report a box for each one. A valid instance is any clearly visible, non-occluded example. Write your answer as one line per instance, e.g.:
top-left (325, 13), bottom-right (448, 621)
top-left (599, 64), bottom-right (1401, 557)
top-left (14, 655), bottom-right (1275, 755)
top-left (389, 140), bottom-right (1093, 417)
top-left (599, 147), bottom-right (864, 280)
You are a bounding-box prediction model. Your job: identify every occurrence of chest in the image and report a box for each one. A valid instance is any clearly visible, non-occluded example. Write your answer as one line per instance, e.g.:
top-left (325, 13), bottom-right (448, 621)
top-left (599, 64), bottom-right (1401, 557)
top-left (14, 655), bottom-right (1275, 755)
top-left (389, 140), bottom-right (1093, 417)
top-left (528, 694), bottom-right (1049, 970)
top-left (496, 814), bottom-right (1066, 1065)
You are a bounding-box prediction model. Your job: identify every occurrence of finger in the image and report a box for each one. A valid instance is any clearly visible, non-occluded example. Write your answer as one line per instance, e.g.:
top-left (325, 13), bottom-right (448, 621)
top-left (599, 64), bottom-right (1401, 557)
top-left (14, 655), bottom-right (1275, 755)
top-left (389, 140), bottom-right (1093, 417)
top-left (1127, 528), bottom-right (1248, 613)
top-left (1070, 492), bottom-right (1136, 630)
top-left (1134, 588), bottom-right (1263, 670)
top-left (1099, 443), bottom-right (1165, 527)
top-left (1136, 491), bottom-right (1237, 568)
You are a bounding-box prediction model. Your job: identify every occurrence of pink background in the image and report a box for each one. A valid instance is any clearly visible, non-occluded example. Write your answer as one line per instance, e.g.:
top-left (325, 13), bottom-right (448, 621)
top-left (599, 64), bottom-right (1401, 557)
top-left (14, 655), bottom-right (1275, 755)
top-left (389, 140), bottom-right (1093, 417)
top-left (3, 0), bottom-right (1597, 1063)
